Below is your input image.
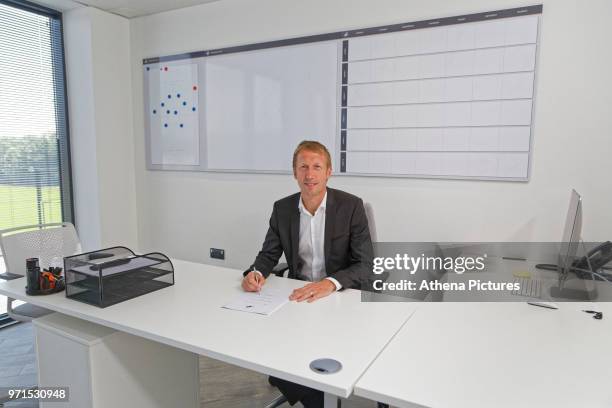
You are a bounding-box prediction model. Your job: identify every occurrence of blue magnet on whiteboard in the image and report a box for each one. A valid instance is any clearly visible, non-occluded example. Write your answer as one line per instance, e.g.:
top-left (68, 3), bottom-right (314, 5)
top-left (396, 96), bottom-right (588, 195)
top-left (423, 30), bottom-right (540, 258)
top-left (180, 124), bottom-right (184, 128)
top-left (166, 110), bottom-right (170, 114)
top-left (183, 101), bottom-right (187, 106)
top-left (167, 94), bottom-right (171, 99)
top-left (174, 110), bottom-right (178, 115)
top-left (161, 102), bottom-right (165, 107)
top-left (192, 107), bottom-right (196, 112)
top-left (177, 93), bottom-right (181, 98)
top-left (153, 109), bottom-right (156, 114)
top-left (146, 67), bottom-right (150, 71)
top-left (164, 123), bottom-right (168, 128)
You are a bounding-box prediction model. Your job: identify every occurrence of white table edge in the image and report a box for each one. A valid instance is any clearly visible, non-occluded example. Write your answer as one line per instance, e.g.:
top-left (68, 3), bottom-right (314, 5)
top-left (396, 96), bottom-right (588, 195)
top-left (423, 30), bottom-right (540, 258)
top-left (0, 279), bottom-right (356, 398)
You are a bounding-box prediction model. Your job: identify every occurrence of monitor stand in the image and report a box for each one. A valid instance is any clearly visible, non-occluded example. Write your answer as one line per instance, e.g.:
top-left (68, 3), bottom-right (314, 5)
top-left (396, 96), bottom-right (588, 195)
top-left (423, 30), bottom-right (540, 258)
top-left (550, 276), bottom-right (598, 301)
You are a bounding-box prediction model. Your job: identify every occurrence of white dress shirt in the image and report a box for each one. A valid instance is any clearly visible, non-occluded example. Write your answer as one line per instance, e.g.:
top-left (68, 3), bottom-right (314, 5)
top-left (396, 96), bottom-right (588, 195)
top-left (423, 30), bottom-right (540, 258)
top-left (297, 192), bottom-right (342, 290)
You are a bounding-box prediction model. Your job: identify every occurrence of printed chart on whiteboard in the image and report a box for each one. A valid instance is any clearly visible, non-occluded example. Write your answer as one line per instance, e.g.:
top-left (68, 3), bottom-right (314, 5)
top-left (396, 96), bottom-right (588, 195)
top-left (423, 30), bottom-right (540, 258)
top-left (147, 63), bottom-right (200, 166)
top-left (339, 11), bottom-right (540, 180)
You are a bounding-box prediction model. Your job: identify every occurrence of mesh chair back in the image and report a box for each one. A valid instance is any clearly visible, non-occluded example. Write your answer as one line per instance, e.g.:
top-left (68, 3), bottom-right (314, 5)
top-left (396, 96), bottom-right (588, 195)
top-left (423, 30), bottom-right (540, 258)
top-left (0, 223), bottom-right (81, 275)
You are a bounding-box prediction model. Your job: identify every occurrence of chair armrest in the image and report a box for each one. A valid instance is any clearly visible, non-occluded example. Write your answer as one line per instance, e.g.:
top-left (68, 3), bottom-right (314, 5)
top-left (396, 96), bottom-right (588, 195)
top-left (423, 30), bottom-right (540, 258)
top-left (272, 263), bottom-right (289, 277)
top-left (0, 272), bottom-right (23, 281)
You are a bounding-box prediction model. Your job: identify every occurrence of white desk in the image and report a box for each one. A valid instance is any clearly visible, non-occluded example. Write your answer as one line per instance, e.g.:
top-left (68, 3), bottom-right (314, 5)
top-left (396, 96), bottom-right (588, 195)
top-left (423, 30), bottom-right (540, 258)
top-left (354, 302), bottom-right (612, 408)
top-left (0, 259), bottom-right (417, 404)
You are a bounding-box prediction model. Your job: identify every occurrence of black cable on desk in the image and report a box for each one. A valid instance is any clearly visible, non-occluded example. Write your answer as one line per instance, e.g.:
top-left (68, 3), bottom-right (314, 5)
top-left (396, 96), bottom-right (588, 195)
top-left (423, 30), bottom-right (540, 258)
top-left (535, 263), bottom-right (558, 271)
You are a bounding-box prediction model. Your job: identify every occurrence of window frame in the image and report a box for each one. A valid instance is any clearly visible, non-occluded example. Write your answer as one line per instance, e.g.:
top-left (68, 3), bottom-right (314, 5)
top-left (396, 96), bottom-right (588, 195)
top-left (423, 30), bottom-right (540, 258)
top-left (0, 0), bottom-right (75, 228)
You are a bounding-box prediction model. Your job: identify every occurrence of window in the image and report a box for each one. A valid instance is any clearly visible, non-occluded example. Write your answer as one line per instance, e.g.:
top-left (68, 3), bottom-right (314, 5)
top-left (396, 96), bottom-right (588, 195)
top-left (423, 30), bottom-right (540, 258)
top-left (0, 0), bottom-right (74, 232)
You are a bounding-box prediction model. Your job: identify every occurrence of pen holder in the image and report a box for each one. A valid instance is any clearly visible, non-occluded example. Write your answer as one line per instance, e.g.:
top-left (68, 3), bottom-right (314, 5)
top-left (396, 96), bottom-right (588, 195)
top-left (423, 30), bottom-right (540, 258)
top-left (26, 278), bottom-right (65, 295)
top-left (25, 258), bottom-right (40, 292)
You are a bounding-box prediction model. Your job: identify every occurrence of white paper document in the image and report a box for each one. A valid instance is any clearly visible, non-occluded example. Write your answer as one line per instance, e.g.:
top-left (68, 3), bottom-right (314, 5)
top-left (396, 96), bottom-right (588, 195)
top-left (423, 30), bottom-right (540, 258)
top-left (222, 289), bottom-right (289, 316)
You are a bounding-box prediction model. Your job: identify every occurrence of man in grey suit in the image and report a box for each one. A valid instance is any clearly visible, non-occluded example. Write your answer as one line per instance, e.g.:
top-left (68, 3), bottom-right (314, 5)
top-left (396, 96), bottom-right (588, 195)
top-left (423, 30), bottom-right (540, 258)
top-left (242, 140), bottom-right (373, 407)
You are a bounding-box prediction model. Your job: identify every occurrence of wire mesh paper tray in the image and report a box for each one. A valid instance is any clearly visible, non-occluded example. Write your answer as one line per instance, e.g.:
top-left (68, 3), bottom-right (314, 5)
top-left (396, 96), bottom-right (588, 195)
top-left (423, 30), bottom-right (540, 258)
top-left (64, 246), bottom-right (174, 308)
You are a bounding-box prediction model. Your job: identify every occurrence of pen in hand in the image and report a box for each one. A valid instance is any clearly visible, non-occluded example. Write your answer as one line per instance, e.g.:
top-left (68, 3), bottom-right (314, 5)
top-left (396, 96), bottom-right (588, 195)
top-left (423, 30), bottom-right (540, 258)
top-left (252, 267), bottom-right (261, 295)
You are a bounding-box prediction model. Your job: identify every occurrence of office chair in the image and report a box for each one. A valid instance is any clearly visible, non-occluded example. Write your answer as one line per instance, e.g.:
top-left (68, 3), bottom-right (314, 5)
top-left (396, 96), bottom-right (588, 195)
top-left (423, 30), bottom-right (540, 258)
top-left (0, 222), bottom-right (81, 322)
top-left (363, 202), bottom-right (377, 244)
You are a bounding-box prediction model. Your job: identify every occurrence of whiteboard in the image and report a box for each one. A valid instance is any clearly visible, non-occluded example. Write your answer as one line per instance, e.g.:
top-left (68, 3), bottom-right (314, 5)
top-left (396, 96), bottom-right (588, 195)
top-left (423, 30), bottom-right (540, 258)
top-left (205, 42), bottom-right (337, 172)
top-left (143, 5), bottom-right (542, 181)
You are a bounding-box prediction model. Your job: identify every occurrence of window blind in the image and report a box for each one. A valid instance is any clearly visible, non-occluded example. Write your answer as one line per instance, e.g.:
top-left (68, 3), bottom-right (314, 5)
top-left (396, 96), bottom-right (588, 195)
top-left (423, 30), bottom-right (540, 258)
top-left (0, 0), bottom-right (73, 231)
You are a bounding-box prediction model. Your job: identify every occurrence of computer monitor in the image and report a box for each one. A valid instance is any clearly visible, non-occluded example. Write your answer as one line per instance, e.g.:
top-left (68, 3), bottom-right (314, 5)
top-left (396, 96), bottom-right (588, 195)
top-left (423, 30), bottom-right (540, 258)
top-left (557, 189), bottom-right (582, 288)
top-left (537, 189), bottom-right (597, 299)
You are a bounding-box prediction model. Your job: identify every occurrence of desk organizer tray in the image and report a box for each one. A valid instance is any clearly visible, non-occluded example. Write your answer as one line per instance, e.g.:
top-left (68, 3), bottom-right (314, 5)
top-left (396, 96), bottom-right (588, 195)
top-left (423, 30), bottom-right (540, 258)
top-left (64, 246), bottom-right (174, 308)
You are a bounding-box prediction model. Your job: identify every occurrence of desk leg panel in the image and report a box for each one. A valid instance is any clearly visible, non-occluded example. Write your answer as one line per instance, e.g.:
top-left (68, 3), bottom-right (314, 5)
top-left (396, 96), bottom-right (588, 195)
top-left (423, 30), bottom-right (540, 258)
top-left (35, 313), bottom-right (200, 408)
top-left (324, 392), bottom-right (339, 408)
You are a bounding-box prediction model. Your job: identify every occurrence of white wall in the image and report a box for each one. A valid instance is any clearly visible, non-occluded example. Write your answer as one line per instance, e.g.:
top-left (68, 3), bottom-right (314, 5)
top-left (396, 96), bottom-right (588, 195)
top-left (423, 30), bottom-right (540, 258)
top-left (65, 7), bottom-right (138, 250)
top-left (129, 0), bottom-right (612, 269)
top-left (64, 7), bottom-right (101, 249)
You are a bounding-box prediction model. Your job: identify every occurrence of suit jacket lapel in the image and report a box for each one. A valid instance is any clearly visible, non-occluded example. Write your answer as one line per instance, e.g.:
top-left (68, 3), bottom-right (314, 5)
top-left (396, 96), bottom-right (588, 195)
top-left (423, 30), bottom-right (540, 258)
top-left (290, 195), bottom-right (300, 275)
top-left (324, 188), bottom-right (335, 275)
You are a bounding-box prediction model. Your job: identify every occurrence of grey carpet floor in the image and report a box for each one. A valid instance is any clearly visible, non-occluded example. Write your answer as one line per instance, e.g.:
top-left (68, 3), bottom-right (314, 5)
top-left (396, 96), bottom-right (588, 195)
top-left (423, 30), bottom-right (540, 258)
top-left (0, 322), bottom-right (38, 407)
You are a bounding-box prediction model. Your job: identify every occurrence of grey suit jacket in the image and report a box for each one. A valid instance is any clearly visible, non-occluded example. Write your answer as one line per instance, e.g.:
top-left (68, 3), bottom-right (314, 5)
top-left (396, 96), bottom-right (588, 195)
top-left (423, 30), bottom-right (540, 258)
top-left (245, 188), bottom-right (373, 289)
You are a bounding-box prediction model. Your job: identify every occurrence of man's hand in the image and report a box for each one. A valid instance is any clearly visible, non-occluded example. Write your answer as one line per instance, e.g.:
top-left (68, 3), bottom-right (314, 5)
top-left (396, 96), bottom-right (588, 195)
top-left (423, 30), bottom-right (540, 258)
top-left (289, 279), bottom-right (336, 303)
top-left (242, 271), bottom-right (265, 292)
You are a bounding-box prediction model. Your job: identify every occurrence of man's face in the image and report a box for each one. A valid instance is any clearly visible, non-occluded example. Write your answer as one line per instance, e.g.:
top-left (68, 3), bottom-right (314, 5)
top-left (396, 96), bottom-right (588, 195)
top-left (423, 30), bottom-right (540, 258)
top-left (294, 149), bottom-right (332, 199)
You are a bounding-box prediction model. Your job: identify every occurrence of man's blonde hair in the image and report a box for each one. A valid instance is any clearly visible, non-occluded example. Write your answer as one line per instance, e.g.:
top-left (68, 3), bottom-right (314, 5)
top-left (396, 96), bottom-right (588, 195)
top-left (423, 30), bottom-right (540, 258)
top-left (292, 140), bottom-right (332, 170)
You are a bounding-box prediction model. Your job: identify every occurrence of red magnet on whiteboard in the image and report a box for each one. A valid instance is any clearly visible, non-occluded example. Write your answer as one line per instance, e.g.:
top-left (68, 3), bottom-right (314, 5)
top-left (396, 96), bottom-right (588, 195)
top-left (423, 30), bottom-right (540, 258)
top-left (164, 67), bottom-right (168, 71)
top-left (193, 85), bottom-right (198, 91)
